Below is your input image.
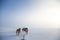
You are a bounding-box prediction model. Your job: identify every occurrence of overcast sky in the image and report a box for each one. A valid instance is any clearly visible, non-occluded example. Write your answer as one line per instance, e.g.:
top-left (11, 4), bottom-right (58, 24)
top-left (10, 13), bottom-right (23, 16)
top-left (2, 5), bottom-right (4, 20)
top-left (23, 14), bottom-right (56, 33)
top-left (1, 0), bottom-right (60, 29)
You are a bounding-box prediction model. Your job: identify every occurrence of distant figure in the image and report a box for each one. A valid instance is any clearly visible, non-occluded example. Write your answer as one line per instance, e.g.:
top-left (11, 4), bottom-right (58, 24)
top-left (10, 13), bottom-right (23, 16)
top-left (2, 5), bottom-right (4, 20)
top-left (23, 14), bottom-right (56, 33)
top-left (22, 28), bottom-right (28, 34)
top-left (16, 28), bottom-right (21, 36)
top-left (21, 28), bottom-right (28, 40)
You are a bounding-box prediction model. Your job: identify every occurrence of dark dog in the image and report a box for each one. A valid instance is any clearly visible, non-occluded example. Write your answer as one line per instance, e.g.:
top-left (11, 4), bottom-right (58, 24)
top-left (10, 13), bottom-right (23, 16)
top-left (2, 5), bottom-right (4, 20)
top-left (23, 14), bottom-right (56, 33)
top-left (22, 28), bottom-right (28, 34)
top-left (16, 28), bottom-right (21, 36)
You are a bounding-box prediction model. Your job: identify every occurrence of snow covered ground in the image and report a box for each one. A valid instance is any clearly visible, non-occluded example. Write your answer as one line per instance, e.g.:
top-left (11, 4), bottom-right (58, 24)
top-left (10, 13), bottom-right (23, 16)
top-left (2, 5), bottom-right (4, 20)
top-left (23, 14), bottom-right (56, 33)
top-left (0, 28), bottom-right (60, 40)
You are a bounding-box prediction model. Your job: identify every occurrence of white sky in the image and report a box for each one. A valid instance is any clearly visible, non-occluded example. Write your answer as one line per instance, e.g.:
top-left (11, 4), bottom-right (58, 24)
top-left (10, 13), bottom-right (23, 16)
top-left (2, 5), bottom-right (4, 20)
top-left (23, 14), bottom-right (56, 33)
top-left (2, 0), bottom-right (60, 29)
top-left (24, 0), bottom-right (60, 28)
